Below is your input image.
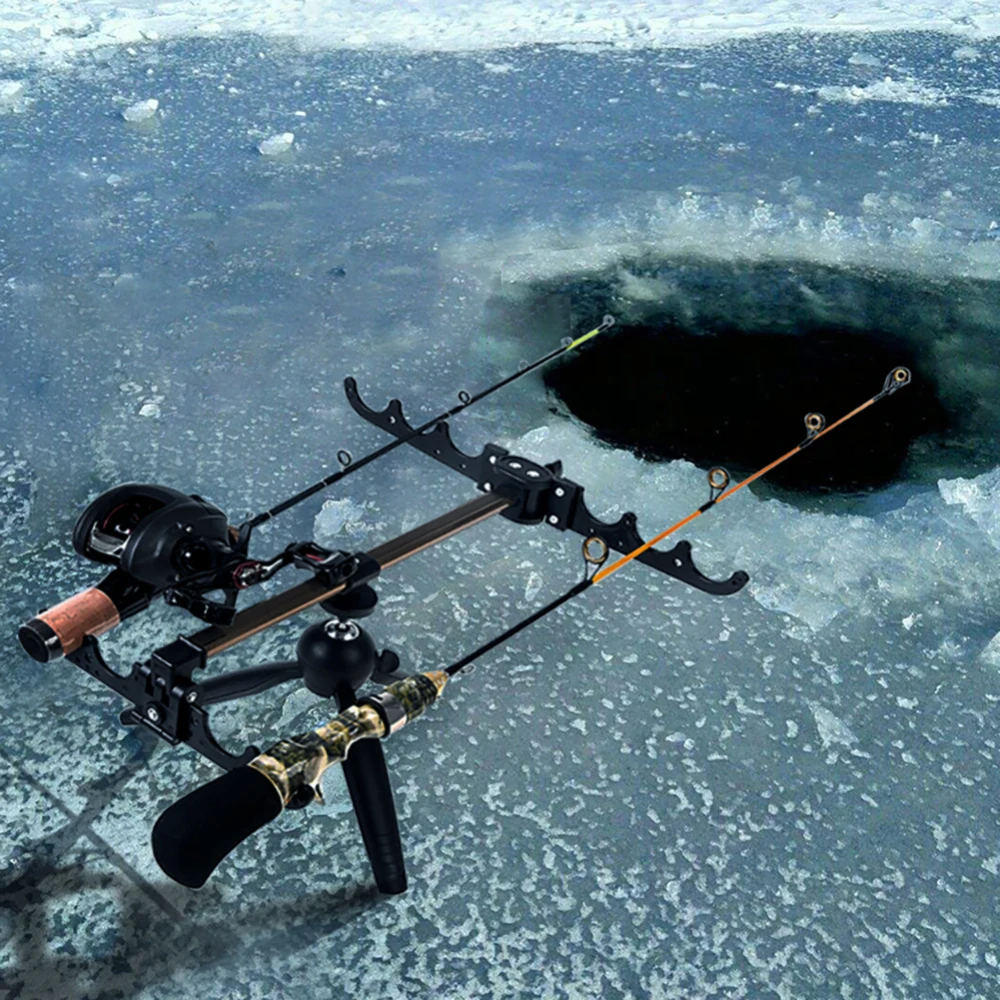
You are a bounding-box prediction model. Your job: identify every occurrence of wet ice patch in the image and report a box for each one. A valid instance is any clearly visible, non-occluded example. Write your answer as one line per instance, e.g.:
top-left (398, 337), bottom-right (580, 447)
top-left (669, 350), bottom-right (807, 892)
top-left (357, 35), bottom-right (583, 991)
top-left (0, 449), bottom-right (34, 538)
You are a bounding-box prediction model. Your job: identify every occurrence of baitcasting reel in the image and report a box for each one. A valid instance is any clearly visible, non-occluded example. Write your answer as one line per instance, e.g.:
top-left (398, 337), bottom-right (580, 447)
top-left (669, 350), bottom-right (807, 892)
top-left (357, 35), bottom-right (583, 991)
top-left (71, 482), bottom-right (241, 585)
top-left (20, 483), bottom-right (251, 663)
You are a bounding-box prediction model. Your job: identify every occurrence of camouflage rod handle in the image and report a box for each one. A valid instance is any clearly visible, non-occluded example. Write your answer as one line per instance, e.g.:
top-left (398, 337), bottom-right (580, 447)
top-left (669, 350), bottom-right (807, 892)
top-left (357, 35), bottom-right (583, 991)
top-left (152, 671), bottom-right (449, 888)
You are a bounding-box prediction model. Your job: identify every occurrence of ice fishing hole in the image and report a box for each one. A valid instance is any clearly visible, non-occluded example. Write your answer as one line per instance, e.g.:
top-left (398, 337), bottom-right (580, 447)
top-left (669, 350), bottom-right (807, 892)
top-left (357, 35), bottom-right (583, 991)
top-left (487, 257), bottom-right (1000, 511)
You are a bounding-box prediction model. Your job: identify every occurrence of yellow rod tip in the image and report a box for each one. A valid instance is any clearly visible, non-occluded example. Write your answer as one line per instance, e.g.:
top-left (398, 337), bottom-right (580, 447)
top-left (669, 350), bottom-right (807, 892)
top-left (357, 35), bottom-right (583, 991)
top-left (568, 326), bottom-right (602, 349)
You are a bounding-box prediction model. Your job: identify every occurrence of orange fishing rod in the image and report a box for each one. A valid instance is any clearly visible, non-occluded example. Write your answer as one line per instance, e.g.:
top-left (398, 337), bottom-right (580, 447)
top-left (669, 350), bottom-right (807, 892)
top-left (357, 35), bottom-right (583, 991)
top-left (592, 365), bottom-right (912, 585)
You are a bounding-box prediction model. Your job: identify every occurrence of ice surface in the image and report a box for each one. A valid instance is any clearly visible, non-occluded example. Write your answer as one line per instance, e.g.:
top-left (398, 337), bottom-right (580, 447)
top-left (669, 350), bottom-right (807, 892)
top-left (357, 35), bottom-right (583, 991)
top-left (0, 28), bottom-right (998, 1000)
top-left (0, 449), bottom-right (34, 541)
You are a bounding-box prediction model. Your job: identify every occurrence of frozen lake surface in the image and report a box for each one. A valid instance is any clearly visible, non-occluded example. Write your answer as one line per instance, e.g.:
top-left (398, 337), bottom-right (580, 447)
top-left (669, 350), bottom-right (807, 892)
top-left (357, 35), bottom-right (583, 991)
top-left (1, 28), bottom-right (999, 1000)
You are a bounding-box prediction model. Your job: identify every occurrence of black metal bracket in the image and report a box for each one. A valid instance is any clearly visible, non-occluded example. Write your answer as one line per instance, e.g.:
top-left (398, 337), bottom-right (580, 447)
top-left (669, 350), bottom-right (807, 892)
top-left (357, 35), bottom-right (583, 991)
top-left (62, 546), bottom-right (387, 769)
top-left (344, 377), bottom-right (748, 596)
top-left (289, 543), bottom-right (381, 593)
top-left (163, 584), bottom-right (240, 625)
top-left (66, 636), bottom-right (259, 770)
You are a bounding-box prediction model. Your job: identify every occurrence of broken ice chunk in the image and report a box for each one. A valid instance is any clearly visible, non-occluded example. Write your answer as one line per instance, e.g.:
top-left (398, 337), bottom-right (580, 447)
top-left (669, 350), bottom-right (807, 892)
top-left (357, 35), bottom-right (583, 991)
top-left (0, 81), bottom-right (25, 104)
top-left (315, 497), bottom-right (370, 538)
top-left (809, 703), bottom-right (857, 749)
top-left (524, 571), bottom-right (543, 603)
top-left (847, 52), bottom-right (882, 69)
top-left (122, 98), bottom-right (159, 122)
top-left (938, 467), bottom-right (1000, 551)
top-left (979, 632), bottom-right (1000, 668)
top-left (258, 132), bottom-right (295, 156)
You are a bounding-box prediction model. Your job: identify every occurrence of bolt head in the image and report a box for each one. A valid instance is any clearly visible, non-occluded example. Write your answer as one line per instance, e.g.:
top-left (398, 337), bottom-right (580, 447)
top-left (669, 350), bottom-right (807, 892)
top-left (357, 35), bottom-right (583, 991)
top-left (548, 515), bottom-right (559, 525)
top-left (323, 618), bottom-right (361, 642)
top-left (145, 705), bottom-right (161, 722)
top-left (185, 690), bottom-right (198, 704)
top-left (555, 487), bottom-right (565, 497)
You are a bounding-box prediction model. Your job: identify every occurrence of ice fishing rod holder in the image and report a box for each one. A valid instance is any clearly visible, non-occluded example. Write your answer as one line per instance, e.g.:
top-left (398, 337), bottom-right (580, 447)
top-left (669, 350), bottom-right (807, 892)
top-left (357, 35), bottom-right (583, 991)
top-left (20, 372), bottom-right (748, 764)
top-left (17, 371), bottom-right (749, 891)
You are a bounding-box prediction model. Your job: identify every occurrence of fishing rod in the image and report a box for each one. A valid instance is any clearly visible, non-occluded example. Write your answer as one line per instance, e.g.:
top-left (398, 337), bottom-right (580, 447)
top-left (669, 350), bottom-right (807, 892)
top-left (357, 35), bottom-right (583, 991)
top-left (245, 314), bottom-right (617, 529)
top-left (592, 365), bottom-right (913, 584)
top-left (150, 365), bottom-right (911, 890)
top-left (18, 316), bottom-right (615, 665)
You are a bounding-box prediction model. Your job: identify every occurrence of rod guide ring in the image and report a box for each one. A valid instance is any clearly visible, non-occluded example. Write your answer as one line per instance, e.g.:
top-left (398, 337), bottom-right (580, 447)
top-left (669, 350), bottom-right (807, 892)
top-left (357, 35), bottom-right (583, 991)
top-left (583, 536), bottom-right (609, 566)
top-left (707, 467), bottom-right (730, 490)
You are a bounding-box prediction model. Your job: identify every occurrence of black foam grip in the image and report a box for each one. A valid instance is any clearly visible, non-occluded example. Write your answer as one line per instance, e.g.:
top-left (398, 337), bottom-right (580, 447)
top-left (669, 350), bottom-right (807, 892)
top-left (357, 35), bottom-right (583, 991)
top-left (341, 738), bottom-right (407, 894)
top-left (152, 766), bottom-right (283, 888)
